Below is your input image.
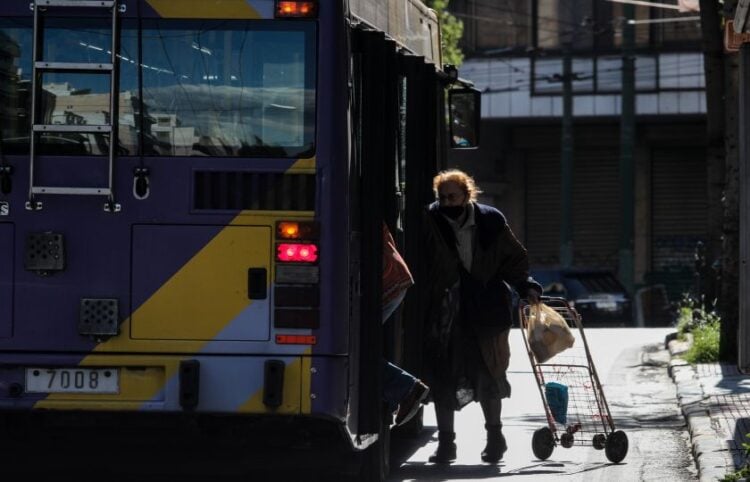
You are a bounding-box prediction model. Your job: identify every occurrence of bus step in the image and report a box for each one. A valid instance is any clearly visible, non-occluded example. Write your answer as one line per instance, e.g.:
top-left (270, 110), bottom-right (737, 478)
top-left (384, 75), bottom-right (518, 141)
top-left (34, 61), bottom-right (113, 72)
top-left (35, 0), bottom-right (116, 8)
top-left (33, 124), bottom-right (112, 133)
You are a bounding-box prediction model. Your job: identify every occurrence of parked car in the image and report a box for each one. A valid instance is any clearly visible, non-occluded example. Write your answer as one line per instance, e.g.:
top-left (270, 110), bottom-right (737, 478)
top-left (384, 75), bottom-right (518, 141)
top-left (531, 268), bottom-right (633, 326)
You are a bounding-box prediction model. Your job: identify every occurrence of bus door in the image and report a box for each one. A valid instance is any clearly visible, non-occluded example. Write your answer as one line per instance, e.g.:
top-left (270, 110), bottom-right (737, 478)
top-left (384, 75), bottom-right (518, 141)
top-left (348, 25), bottom-right (445, 479)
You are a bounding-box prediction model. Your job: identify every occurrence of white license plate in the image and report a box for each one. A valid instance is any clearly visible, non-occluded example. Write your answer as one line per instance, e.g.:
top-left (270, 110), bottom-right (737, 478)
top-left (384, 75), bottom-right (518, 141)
top-left (595, 301), bottom-right (618, 311)
top-left (25, 368), bottom-right (119, 394)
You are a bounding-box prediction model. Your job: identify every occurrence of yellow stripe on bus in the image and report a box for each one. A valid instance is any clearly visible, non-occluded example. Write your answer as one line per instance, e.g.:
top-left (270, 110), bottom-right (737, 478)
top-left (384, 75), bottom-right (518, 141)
top-left (146, 0), bottom-right (261, 19)
top-left (129, 226), bottom-right (270, 340)
top-left (289, 156), bottom-right (316, 171)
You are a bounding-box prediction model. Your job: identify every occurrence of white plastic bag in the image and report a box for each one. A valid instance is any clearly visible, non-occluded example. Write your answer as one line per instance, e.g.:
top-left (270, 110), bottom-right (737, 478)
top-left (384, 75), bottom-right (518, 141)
top-left (527, 303), bottom-right (575, 363)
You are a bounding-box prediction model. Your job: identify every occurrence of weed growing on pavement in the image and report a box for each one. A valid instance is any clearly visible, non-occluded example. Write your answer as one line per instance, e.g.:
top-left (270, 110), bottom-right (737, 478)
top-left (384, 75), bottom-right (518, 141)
top-left (683, 318), bottom-right (720, 363)
top-left (676, 294), bottom-right (720, 340)
top-left (676, 294), bottom-right (720, 363)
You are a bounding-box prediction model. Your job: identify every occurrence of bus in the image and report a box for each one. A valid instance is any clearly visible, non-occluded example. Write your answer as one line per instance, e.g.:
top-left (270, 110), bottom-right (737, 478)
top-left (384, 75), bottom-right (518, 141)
top-left (0, 0), bottom-right (479, 478)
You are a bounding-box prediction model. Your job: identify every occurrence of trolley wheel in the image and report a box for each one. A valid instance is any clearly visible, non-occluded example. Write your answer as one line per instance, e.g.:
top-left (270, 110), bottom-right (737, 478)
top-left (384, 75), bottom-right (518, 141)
top-left (560, 432), bottom-right (574, 448)
top-left (592, 434), bottom-right (606, 450)
top-left (532, 427), bottom-right (555, 461)
top-left (605, 430), bottom-right (628, 463)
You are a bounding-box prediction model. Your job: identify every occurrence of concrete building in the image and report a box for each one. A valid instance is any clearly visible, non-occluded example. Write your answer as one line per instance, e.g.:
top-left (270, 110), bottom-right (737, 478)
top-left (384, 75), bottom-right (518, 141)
top-left (449, 0), bottom-right (708, 309)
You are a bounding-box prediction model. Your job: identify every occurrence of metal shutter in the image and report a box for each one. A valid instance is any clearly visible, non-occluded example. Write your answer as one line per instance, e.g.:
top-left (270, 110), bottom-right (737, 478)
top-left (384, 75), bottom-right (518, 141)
top-left (651, 147), bottom-right (707, 298)
top-left (572, 149), bottom-right (620, 269)
top-left (525, 150), bottom-right (560, 266)
top-left (525, 148), bottom-right (620, 269)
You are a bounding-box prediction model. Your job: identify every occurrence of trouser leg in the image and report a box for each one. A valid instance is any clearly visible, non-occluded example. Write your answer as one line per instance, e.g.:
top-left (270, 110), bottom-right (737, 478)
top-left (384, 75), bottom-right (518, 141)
top-left (435, 402), bottom-right (455, 433)
top-left (382, 360), bottom-right (417, 413)
top-left (480, 397), bottom-right (502, 427)
top-left (480, 397), bottom-right (507, 463)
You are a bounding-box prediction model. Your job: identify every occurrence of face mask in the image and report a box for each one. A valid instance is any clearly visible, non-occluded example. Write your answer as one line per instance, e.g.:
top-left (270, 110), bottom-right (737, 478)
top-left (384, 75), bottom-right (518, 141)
top-left (440, 205), bottom-right (465, 220)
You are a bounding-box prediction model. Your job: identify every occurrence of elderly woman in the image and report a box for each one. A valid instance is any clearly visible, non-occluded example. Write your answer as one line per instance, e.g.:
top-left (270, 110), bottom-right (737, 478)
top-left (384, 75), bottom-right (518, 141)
top-left (422, 169), bottom-right (541, 464)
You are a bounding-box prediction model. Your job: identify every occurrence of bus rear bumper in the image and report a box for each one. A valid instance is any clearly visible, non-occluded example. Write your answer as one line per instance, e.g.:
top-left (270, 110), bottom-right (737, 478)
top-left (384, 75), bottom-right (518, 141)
top-left (0, 353), bottom-right (349, 418)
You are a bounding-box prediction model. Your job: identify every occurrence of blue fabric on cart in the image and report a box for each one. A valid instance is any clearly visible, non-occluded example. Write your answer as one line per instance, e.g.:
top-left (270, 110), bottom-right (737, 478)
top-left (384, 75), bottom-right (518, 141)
top-left (545, 382), bottom-right (569, 425)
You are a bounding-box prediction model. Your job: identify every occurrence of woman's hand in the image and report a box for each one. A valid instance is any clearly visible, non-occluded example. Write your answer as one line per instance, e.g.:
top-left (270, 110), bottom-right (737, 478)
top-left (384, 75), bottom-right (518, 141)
top-left (526, 287), bottom-right (542, 305)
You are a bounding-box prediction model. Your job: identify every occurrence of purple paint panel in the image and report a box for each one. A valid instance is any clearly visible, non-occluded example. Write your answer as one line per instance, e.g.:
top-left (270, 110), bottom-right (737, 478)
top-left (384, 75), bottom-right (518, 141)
top-left (34, 156), bottom-right (110, 190)
top-left (0, 224), bottom-right (13, 339)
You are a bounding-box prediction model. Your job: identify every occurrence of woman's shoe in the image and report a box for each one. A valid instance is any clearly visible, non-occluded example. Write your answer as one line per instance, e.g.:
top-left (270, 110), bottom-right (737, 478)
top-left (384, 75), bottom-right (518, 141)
top-left (428, 431), bottom-right (457, 463)
top-left (481, 424), bottom-right (507, 463)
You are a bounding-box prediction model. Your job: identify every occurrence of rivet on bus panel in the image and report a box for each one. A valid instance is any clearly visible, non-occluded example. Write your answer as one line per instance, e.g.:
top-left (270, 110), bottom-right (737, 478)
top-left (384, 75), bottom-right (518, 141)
top-left (310, 367), bottom-right (317, 374)
top-left (310, 393), bottom-right (317, 399)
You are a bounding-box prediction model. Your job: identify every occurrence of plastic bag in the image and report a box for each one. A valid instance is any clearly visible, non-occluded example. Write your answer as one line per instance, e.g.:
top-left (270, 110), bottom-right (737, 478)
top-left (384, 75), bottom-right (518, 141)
top-left (526, 303), bottom-right (575, 363)
top-left (455, 376), bottom-right (474, 410)
top-left (544, 382), bottom-right (569, 425)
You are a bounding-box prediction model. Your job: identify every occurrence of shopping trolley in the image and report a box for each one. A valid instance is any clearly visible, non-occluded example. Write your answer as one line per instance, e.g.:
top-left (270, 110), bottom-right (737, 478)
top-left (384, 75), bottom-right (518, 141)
top-left (519, 297), bottom-right (628, 463)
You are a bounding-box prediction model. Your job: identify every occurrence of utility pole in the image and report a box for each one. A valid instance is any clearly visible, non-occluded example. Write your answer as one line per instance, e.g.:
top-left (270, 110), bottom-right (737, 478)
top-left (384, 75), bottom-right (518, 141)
top-left (619, 6), bottom-right (636, 294)
top-left (560, 41), bottom-right (574, 268)
top-left (739, 42), bottom-right (750, 368)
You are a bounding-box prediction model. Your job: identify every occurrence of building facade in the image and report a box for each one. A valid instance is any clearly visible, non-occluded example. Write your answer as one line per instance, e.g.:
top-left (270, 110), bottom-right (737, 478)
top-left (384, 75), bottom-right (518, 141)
top-left (449, 0), bottom-right (708, 310)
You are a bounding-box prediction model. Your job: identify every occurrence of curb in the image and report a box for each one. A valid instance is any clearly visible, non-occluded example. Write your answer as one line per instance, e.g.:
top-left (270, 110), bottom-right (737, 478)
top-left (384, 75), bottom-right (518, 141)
top-left (667, 336), bottom-right (733, 482)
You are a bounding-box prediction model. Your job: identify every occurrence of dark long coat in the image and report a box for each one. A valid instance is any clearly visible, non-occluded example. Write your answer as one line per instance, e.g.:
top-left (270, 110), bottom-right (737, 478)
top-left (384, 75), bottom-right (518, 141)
top-left (422, 201), bottom-right (541, 406)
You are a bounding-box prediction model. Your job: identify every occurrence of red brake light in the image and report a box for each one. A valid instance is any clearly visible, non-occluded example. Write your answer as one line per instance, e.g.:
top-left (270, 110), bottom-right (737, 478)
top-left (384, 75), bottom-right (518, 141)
top-left (277, 243), bottom-right (319, 263)
top-left (275, 1), bottom-right (317, 18)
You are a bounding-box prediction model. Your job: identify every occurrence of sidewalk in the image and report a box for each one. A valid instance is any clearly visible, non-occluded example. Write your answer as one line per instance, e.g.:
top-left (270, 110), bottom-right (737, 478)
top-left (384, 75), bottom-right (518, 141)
top-left (668, 336), bottom-right (750, 481)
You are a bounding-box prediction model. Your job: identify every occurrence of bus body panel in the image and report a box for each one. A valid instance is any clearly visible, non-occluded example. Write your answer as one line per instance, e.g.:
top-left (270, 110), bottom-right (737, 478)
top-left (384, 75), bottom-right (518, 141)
top-left (131, 224), bottom-right (272, 342)
top-left (0, 223), bottom-right (12, 339)
top-left (142, 0), bottom-right (275, 19)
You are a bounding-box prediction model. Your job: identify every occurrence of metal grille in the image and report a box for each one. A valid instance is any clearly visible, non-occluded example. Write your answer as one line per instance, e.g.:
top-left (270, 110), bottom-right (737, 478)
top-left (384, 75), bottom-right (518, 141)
top-left (25, 232), bottom-right (65, 272)
top-left (79, 298), bottom-right (119, 336)
top-left (194, 171), bottom-right (315, 211)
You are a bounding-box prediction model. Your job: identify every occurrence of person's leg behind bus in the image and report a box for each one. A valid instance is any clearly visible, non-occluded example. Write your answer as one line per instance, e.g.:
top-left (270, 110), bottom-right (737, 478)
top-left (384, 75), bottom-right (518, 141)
top-left (382, 291), bottom-right (429, 426)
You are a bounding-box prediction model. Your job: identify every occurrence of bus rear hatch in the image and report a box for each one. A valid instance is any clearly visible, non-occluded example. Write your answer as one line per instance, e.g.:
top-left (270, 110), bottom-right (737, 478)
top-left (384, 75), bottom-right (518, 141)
top-left (131, 225), bottom-right (271, 342)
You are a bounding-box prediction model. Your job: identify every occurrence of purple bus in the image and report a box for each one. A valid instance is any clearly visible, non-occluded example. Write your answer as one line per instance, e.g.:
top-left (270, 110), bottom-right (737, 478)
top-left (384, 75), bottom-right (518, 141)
top-left (0, 0), bottom-right (479, 478)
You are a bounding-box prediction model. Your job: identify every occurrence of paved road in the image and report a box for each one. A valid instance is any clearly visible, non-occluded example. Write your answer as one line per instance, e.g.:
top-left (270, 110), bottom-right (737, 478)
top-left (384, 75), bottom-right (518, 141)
top-left (388, 328), bottom-right (697, 481)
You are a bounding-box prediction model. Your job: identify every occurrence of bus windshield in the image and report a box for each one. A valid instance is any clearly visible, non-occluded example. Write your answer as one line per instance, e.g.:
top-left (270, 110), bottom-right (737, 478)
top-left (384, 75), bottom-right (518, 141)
top-left (0, 18), bottom-right (317, 158)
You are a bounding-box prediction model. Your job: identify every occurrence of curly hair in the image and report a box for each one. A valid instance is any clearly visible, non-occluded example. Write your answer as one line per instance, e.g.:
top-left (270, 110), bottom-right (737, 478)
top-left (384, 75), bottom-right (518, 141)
top-left (432, 169), bottom-right (482, 202)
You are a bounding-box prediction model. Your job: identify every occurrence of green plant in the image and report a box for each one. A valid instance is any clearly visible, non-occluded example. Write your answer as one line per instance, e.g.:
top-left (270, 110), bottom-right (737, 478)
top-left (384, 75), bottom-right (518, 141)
top-left (720, 434), bottom-right (750, 481)
top-left (675, 292), bottom-right (721, 363)
top-left (425, 0), bottom-right (464, 67)
top-left (675, 293), bottom-right (720, 339)
top-left (683, 318), bottom-right (720, 363)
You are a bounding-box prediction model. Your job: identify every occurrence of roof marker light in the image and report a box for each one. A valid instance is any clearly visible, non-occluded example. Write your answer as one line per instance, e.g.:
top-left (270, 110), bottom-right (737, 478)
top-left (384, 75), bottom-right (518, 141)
top-left (275, 1), bottom-right (318, 18)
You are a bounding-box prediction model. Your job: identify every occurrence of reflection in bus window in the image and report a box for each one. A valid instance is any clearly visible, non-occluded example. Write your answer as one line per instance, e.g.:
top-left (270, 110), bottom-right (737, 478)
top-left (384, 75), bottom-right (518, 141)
top-left (141, 20), bottom-right (316, 158)
top-left (0, 18), bottom-right (139, 155)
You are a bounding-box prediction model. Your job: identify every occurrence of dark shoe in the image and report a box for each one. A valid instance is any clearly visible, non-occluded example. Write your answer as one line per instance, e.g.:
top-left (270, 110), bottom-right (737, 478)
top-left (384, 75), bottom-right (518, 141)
top-left (481, 424), bottom-right (507, 463)
top-left (395, 381), bottom-right (429, 426)
top-left (428, 431), bottom-right (457, 463)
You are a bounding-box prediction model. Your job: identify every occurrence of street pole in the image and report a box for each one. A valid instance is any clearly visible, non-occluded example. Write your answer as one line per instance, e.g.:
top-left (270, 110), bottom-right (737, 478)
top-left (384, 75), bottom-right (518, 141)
top-left (560, 42), bottom-right (574, 268)
top-left (619, 6), bottom-right (636, 294)
top-left (738, 43), bottom-right (750, 369)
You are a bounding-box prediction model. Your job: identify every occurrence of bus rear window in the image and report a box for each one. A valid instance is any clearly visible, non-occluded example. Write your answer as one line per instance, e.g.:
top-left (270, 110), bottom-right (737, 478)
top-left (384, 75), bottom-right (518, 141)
top-left (0, 18), bottom-right (316, 159)
top-left (141, 20), bottom-right (316, 158)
